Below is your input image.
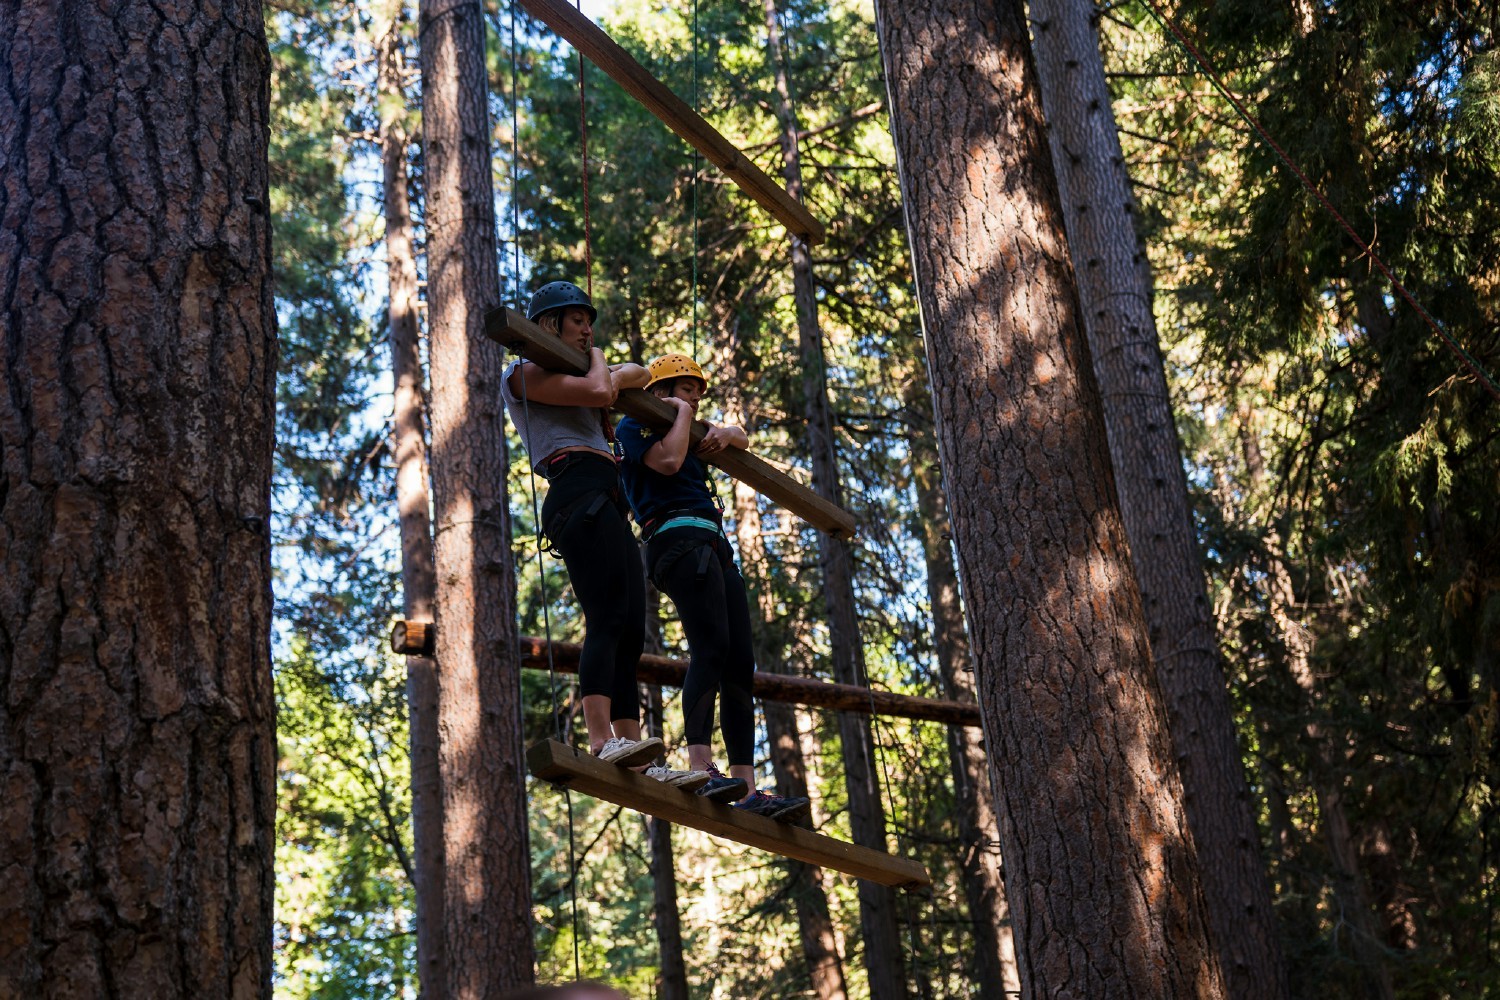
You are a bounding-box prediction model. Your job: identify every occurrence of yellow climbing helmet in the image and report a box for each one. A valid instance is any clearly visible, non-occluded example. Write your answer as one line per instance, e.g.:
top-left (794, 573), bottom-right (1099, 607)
top-left (645, 353), bottom-right (708, 391)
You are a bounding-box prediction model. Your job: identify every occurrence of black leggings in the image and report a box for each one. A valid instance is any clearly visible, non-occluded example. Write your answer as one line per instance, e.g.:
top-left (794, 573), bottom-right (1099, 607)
top-left (542, 455), bottom-right (645, 723)
top-left (647, 527), bottom-right (755, 766)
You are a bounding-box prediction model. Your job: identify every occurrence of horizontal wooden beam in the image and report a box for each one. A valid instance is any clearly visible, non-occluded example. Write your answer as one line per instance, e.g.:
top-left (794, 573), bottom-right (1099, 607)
top-left (485, 308), bottom-right (858, 538)
top-left (520, 636), bottom-right (981, 728)
top-left (527, 739), bottom-right (931, 888)
top-left (516, 0), bottom-right (825, 246)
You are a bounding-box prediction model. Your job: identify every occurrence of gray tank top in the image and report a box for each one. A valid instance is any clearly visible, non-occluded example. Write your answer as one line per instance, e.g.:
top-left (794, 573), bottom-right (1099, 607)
top-left (502, 359), bottom-right (611, 471)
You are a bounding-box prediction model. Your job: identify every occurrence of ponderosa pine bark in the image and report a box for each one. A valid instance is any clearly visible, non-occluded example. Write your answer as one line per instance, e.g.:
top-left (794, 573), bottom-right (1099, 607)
top-left (905, 382), bottom-right (1019, 1000)
top-left (760, 5), bottom-right (905, 993)
top-left (874, 1), bottom-right (1224, 995)
top-left (643, 682), bottom-right (690, 1000)
top-left (417, 0), bottom-right (533, 991)
top-left (731, 475), bottom-right (850, 1000)
top-left (376, 4), bottom-right (447, 995)
top-left (1027, 3), bottom-right (1288, 996)
top-left (0, 1), bottom-right (276, 995)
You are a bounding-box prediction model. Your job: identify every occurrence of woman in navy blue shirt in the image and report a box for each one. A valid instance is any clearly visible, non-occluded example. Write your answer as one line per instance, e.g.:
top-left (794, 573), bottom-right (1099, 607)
top-left (618, 355), bottom-right (811, 822)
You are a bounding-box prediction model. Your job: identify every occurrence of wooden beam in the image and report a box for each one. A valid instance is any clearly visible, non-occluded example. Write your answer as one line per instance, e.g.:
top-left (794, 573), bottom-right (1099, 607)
top-left (527, 739), bottom-right (931, 888)
top-left (485, 308), bottom-right (858, 538)
top-left (520, 636), bottom-right (981, 728)
top-left (516, 0), bottom-right (825, 246)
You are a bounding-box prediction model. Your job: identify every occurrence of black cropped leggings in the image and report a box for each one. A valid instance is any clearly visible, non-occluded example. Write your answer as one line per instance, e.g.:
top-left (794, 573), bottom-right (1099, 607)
top-left (647, 527), bottom-right (755, 767)
top-left (542, 455), bottom-right (645, 723)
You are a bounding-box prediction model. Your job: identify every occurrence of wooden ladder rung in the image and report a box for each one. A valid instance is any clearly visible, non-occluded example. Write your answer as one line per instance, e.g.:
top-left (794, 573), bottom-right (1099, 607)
top-left (526, 739), bottom-right (931, 889)
top-left (516, 0), bottom-right (825, 246)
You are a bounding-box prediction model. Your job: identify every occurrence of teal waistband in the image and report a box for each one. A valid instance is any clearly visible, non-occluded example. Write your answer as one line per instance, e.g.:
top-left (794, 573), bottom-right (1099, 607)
top-left (654, 515), bottom-right (725, 538)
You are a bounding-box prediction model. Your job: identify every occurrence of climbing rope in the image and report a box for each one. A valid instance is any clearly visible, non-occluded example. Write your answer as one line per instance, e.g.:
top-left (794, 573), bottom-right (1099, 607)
top-left (576, 3), bottom-right (594, 296)
top-left (691, 0), bottom-right (701, 359)
top-left (1133, 0), bottom-right (1500, 403)
top-left (512, 0), bottom-right (582, 979)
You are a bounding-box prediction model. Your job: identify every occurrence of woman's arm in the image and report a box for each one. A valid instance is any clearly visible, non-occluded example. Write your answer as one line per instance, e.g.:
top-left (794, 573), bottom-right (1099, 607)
top-left (609, 362), bottom-right (651, 392)
top-left (695, 423), bottom-right (748, 455)
top-left (506, 347), bottom-right (616, 407)
top-left (643, 398), bottom-right (696, 475)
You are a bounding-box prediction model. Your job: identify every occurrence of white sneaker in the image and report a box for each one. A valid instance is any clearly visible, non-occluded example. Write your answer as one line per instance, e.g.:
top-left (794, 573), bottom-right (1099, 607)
top-left (596, 736), bottom-right (664, 767)
top-left (645, 764), bottom-right (712, 792)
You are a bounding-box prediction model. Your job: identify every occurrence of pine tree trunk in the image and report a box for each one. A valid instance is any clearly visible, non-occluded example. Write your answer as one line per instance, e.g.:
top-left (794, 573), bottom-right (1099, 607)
top-left (1027, 3), bottom-right (1288, 996)
top-left (874, 2), bottom-right (1225, 995)
top-left (760, 5), bottom-right (905, 994)
top-left (905, 385), bottom-right (1019, 1000)
top-left (1237, 413), bottom-right (1395, 1000)
top-left (1, 1), bottom-right (276, 995)
top-left (417, 0), bottom-right (533, 991)
top-left (732, 475), bottom-right (851, 1000)
top-left (377, 6), bottom-right (447, 995)
top-left (643, 684), bottom-right (690, 1000)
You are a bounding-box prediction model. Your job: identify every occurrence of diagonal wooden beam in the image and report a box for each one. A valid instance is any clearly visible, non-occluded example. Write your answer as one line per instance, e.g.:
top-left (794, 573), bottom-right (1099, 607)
top-left (519, 636), bottom-right (981, 727)
top-left (485, 307), bottom-right (858, 538)
top-left (516, 0), bottom-right (825, 246)
top-left (527, 739), bottom-right (931, 888)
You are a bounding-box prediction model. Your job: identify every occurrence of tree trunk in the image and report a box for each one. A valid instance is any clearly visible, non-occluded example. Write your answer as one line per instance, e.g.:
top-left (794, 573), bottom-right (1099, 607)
top-left (417, 0), bottom-right (534, 991)
top-left (1027, 3), bottom-right (1288, 996)
top-left (377, 5), bottom-right (447, 995)
top-left (1237, 411), bottom-right (1395, 1000)
top-left (643, 684), bottom-right (690, 1000)
top-left (732, 472), bottom-right (851, 1000)
top-left (874, 2), bottom-right (1225, 995)
top-left (0, 1), bottom-right (277, 996)
top-left (760, 5), bottom-right (905, 995)
top-left (905, 384), bottom-right (1019, 1000)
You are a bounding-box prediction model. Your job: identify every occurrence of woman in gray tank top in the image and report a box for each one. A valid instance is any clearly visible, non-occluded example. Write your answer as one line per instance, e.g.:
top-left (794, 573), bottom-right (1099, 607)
top-left (502, 282), bottom-right (665, 770)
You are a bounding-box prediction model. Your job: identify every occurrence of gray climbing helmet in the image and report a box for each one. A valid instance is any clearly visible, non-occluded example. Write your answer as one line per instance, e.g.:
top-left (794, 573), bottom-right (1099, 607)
top-left (527, 281), bottom-right (597, 323)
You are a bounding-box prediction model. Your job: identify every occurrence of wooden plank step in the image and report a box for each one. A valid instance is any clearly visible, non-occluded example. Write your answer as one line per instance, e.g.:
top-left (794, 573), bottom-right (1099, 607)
top-left (516, 0), bottom-right (825, 246)
top-left (518, 636), bottom-right (982, 728)
top-left (526, 739), bottom-right (931, 889)
top-left (485, 307), bottom-right (858, 538)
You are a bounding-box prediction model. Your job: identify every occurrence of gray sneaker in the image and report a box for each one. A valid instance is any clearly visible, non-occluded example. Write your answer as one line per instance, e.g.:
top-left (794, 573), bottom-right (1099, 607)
top-left (596, 736), bottom-right (665, 768)
top-left (645, 764), bottom-right (712, 792)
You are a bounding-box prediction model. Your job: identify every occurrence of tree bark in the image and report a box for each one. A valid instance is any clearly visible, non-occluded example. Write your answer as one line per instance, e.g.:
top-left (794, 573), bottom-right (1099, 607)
top-left (874, 1), bottom-right (1225, 995)
top-left (1236, 411), bottom-right (1395, 1000)
top-left (732, 473), bottom-right (851, 1000)
top-left (761, 5), bottom-right (905, 995)
top-left (905, 383), bottom-right (1019, 1000)
top-left (376, 4), bottom-right (447, 995)
top-left (417, 0), bottom-right (533, 991)
top-left (1027, 3), bottom-right (1288, 996)
top-left (643, 683), bottom-right (690, 1000)
top-left (0, 1), bottom-right (277, 996)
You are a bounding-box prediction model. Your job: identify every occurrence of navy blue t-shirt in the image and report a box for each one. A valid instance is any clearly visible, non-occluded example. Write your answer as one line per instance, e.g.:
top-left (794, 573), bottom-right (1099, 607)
top-left (616, 415), bottom-right (717, 525)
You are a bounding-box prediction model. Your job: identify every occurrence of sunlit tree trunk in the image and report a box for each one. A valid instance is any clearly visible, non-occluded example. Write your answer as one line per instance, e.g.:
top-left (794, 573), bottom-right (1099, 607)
top-left (417, 0), bottom-right (533, 990)
top-left (875, 1), bottom-right (1225, 994)
top-left (719, 300), bottom-right (850, 1000)
top-left (0, 0), bottom-right (276, 995)
top-left (376, 3), bottom-right (447, 994)
top-left (760, 4), bottom-right (904, 993)
top-left (1028, 2), bottom-right (1288, 996)
top-left (905, 382), bottom-right (1019, 1000)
